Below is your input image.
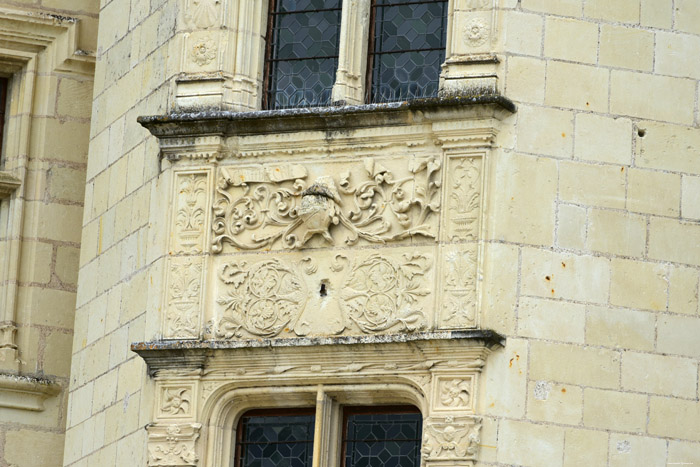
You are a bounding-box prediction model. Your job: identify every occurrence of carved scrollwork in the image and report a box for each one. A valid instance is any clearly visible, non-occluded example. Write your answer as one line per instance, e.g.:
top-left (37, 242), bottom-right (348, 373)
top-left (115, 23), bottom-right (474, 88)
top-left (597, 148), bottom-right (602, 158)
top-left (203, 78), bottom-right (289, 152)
top-left (165, 258), bottom-right (203, 338)
top-left (447, 157), bottom-right (480, 241)
top-left (174, 174), bottom-right (208, 253)
top-left (211, 157), bottom-right (441, 252)
top-left (340, 254), bottom-right (432, 333)
top-left (147, 423), bottom-right (201, 467)
top-left (215, 259), bottom-right (307, 338)
top-left (422, 416), bottom-right (481, 462)
top-left (440, 245), bottom-right (478, 328)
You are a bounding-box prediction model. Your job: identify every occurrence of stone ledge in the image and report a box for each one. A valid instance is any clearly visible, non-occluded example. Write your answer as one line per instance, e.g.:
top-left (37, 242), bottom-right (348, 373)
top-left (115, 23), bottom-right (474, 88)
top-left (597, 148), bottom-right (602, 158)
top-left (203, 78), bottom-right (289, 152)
top-left (137, 95), bottom-right (516, 138)
top-left (0, 171), bottom-right (21, 199)
top-left (0, 373), bottom-right (61, 411)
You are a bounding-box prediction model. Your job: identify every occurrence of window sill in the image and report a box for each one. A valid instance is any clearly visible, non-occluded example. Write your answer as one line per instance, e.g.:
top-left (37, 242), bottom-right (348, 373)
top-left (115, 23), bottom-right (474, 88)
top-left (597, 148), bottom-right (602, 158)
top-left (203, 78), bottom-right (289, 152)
top-left (0, 373), bottom-right (61, 411)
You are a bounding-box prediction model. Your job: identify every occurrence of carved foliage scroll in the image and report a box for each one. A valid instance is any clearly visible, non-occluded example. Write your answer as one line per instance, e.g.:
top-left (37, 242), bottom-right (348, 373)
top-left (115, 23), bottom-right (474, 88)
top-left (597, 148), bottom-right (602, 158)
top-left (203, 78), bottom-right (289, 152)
top-left (165, 257), bottom-right (204, 339)
top-left (211, 157), bottom-right (441, 252)
top-left (147, 423), bottom-right (201, 467)
top-left (174, 173), bottom-right (209, 254)
top-left (446, 157), bottom-right (481, 241)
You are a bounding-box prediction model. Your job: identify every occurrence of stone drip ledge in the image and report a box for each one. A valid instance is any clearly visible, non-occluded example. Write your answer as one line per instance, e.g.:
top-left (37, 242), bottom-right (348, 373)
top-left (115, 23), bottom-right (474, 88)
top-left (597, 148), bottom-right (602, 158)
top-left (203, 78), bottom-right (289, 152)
top-left (132, 330), bottom-right (504, 377)
top-left (0, 171), bottom-right (21, 199)
top-left (0, 373), bottom-right (61, 411)
top-left (137, 95), bottom-right (517, 138)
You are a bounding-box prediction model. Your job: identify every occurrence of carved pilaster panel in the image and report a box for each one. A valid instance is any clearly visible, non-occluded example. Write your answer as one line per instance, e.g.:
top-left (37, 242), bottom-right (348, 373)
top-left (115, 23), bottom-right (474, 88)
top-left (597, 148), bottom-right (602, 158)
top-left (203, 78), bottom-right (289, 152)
top-left (422, 415), bottom-right (482, 466)
top-left (172, 172), bottom-right (211, 254)
top-left (165, 257), bottom-right (205, 339)
top-left (211, 156), bottom-right (441, 252)
top-left (147, 423), bottom-right (201, 467)
top-left (157, 384), bottom-right (195, 419)
top-left (438, 244), bottom-right (478, 329)
top-left (442, 156), bottom-right (482, 242)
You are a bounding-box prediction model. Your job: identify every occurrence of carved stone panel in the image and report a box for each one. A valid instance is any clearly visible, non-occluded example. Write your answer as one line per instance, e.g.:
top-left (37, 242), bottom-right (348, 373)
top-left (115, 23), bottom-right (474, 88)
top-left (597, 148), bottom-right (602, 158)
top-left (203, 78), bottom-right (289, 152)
top-left (157, 384), bottom-right (195, 419)
top-left (147, 423), bottom-right (201, 467)
top-left (173, 172), bottom-right (211, 254)
top-left (211, 156), bottom-right (441, 252)
top-left (431, 374), bottom-right (476, 413)
top-left (165, 257), bottom-right (205, 339)
top-left (422, 415), bottom-right (482, 466)
top-left (443, 156), bottom-right (481, 242)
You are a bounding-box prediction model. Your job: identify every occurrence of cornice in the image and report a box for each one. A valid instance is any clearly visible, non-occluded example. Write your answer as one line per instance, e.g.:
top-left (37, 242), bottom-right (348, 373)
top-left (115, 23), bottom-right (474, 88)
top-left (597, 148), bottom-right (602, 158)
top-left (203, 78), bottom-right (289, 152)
top-left (0, 373), bottom-right (61, 411)
top-left (0, 171), bottom-right (21, 199)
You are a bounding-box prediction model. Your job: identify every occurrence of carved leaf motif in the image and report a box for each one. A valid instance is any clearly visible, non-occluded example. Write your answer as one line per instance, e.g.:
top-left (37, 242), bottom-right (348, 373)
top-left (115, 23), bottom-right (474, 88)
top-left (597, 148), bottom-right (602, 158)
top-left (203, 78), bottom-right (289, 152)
top-left (215, 259), bottom-right (307, 338)
top-left (340, 254), bottom-right (431, 333)
top-left (161, 388), bottom-right (192, 415)
top-left (422, 418), bottom-right (481, 461)
top-left (166, 260), bottom-right (203, 338)
top-left (439, 379), bottom-right (471, 407)
top-left (174, 174), bottom-right (208, 253)
top-left (211, 158), bottom-right (441, 252)
top-left (448, 158), bottom-right (481, 241)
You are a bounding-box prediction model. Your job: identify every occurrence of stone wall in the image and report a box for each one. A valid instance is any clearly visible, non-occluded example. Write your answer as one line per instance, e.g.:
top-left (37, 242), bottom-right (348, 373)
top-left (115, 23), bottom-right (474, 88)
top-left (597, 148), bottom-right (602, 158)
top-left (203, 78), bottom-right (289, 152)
top-left (478, 1), bottom-right (700, 465)
top-left (0, 1), bottom-right (97, 465)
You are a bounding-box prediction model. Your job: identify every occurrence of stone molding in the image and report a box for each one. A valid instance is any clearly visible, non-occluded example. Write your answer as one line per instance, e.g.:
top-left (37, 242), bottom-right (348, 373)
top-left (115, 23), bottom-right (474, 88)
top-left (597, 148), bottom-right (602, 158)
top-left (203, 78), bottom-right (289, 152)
top-left (0, 171), bottom-right (21, 199)
top-left (0, 373), bottom-right (61, 411)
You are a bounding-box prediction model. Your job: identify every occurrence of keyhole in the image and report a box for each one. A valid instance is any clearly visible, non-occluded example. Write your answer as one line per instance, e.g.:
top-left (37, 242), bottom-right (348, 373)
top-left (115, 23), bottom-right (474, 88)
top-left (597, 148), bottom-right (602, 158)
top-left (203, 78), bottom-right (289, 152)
top-left (319, 283), bottom-right (327, 297)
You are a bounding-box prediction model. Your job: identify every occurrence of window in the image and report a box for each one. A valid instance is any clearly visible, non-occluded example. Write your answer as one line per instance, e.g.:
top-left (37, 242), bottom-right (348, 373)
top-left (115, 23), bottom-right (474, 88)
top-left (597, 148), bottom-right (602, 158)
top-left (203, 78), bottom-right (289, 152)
top-left (234, 406), bottom-right (422, 467)
top-left (263, 0), bottom-right (447, 109)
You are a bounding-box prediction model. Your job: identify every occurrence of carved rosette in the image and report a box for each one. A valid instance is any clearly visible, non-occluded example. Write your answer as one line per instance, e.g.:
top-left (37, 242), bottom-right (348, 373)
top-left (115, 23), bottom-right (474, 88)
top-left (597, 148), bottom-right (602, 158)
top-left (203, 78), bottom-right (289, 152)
top-left (215, 258), bottom-right (307, 338)
top-left (211, 157), bottom-right (441, 252)
top-left (158, 385), bottom-right (194, 419)
top-left (422, 416), bottom-right (482, 466)
top-left (147, 423), bottom-right (201, 467)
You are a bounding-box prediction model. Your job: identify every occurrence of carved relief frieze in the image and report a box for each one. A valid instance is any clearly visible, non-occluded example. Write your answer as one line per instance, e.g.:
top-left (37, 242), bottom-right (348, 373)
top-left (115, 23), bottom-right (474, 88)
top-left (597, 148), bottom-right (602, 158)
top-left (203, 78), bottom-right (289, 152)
top-left (147, 423), bottom-right (201, 467)
top-left (422, 415), bottom-right (482, 465)
top-left (165, 257), bottom-right (205, 339)
top-left (211, 156), bottom-right (441, 252)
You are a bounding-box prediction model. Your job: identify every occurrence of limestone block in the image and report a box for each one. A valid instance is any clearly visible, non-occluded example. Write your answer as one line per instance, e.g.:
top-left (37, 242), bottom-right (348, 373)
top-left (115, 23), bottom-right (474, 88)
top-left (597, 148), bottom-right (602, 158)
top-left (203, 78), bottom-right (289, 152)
top-left (529, 342), bottom-right (620, 389)
top-left (57, 78), bottom-right (94, 119)
top-left (497, 420), bottom-right (565, 467)
top-left (86, 293), bottom-right (107, 346)
top-left (608, 434), bottom-right (667, 467)
top-left (490, 152), bottom-right (557, 245)
top-left (586, 306), bottom-right (655, 351)
top-left (56, 246), bottom-right (81, 285)
top-left (669, 265), bottom-right (699, 315)
top-left (641, 0), bottom-right (672, 28)
top-left (583, 388), bottom-right (647, 432)
top-left (527, 380), bottom-right (582, 425)
top-left (611, 259), bottom-right (667, 311)
top-left (83, 338), bottom-right (110, 384)
top-left (69, 382), bottom-right (94, 427)
top-left (503, 11), bottom-right (543, 56)
top-left (586, 209), bottom-right (646, 257)
top-left (116, 430), bottom-right (147, 466)
top-left (506, 56), bottom-right (545, 104)
top-left (611, 71), bottom-right (696, 124)
top-left (682, 175), bottom-right (700, 220)
top-left (650, 397), bottom-right (700, 440)
top-left (622, 351), bottom-right (697, 398)
top-left (5, 429), bottom-right (65, 467)
top-left (649, 218), bottom-right (700, 266)
top-left (31, 202), bottom-right (84, 244)
top-left (516, 105), bottom-right (573, 158)
top-left (637, 121), bottom-right (700, 175)
top-left (560, 160), bottom-right (626, 209)
top-left (574, 113), bottom-right (632, 165)
top-left (584, 0), bottom-right (640, 23)
top-left (668, 440), bottom-right (700, 466)
top-left (544, 17), bottom-right (598, 64)
top-left (522, 0), bottom-right (582, 17)
top-left (656, 31), bottom-right (700, 80)
top-left (517, 297), bottom-right (585, 343)
top-left (18, 241), bottom-right (53, 284)
top-left (557, 204), bottom-right (587, 250)
top-left (657, 314), bottom-right (700, 358)
top-left (600, 25), bottom-right (654, 72)
top-left (481, 339), bottom-right (528, 418)
top-left (43, 331), bottom-right (74, 377)
top-left (545, 61), bottom-right (609, 112)
top-left (107, 157), bottom-right (128, 208)
top-left (675, 0), bottom-right (700, 35)
top-left (628, 168), bottom-right (680, 216)
top-left (521, 249), bottom-right (610, 304)
top-left (563, 429), bottom-right (608, 467)
top-left (480, 243), bottom-right (518, 335)
top-left (92, 370), bottom-right (118, 413)
top-left (97, 0), bottom-right (130, 53)
top-left (16, 287), bottom-right (77, 329)
top-left (48, 166), bottom-right (87, 204)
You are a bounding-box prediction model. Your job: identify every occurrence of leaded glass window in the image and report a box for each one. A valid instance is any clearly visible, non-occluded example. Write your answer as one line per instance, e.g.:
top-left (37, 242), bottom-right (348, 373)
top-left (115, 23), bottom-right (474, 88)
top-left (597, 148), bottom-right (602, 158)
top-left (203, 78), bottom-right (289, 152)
top-left (367, 0), bottom-right (448, 103)
top-left (342, 407), bottom-right (422, 467)
top-left (235, 409), bottom-right (315, 467)
top-left (264, 0), bottom-right (343, 109)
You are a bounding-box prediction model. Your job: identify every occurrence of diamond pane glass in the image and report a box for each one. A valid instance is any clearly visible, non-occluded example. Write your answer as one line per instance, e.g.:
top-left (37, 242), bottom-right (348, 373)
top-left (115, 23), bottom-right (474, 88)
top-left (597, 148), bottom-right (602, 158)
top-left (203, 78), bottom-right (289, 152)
top-left (343, 411), bottom-right (422, 467)
top-left (369, 0), bottom-right (447, 103)
top-left (238, 413), bottom-right (315, 467)
top-left (267, 0), bottom-right (342, 109)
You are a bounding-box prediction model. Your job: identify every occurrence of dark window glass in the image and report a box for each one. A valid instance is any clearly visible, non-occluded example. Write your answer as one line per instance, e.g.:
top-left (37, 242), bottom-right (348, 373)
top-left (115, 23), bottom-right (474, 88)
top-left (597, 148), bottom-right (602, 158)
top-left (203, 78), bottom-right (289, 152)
top-left (342, 406), bottom-right (422, 467)
top-left (235, 409), bottom-right (315, 467)
top-left (265, 0), bottom-right (342, 109)
top-left (367, 0), bottom-right (447, 103)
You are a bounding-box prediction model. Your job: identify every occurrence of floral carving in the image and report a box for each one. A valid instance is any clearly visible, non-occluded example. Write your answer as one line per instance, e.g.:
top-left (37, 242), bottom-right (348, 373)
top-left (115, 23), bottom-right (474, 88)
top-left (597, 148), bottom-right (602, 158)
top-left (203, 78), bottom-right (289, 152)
top-left (340, 254), bottom-right (431, 333)
top-left (211, 157), bottom-right (441, 252)
top-left (440, 245), bottom-right (478, 328)
top-left (464, 18), bottom-right (489, 48)
top-left (439, 379), bottom-right (471, 407)
top-left (191, 38), bottom-right (216, 66)
top-left (165, 258), bottom-right (203, 338)
top-left (423, 417), bottom-right (481, 461)
top-left (161, 388), bottom-right (192, 416)
top-left (148, 423), bottom-right (201, 467)
top-left (215, 259), bottom-right (307, 338)
top-left (447, 157), bottom-right (480, 241)
top-left (174, 174), bottom-right (207, 253)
